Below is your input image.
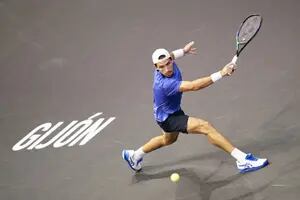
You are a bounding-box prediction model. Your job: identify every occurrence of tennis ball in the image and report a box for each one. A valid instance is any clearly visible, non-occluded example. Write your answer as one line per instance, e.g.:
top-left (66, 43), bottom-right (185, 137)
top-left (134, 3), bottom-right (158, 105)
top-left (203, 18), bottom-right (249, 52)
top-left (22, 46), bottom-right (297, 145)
top-left (170, 173), bottom-right (180, 183)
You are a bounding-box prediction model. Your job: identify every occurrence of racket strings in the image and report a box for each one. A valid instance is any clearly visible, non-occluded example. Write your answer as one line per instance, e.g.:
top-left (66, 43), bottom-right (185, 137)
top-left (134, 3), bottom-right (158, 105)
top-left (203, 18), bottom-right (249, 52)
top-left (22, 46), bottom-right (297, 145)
top-left (238, 16), bottom-right (261, 43)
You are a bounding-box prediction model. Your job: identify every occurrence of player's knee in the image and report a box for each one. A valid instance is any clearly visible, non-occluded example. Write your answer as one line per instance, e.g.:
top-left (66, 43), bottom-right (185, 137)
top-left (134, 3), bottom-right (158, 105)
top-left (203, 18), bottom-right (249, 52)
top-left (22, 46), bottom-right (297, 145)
top-left (197, 120), bottom-right (214, 133)
top-left (205, 121), bottom-right (214, 130)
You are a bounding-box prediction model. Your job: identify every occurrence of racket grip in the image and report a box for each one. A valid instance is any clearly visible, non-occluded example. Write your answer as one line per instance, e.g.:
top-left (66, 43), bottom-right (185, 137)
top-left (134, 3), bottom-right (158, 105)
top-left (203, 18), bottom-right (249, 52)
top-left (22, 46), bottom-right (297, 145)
top-left (231, 55), bottom-right (238, 65)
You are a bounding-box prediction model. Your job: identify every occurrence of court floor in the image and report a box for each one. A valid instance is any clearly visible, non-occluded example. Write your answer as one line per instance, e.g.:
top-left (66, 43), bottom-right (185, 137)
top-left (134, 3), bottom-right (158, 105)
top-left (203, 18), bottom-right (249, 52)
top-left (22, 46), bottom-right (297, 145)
top-left (1, 0), bottom-right (300, 199)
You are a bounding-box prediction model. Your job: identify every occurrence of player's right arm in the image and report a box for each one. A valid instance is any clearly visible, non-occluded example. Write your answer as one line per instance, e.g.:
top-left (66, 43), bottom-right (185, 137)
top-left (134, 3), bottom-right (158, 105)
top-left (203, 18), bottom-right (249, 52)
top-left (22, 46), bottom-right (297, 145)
top-left (179, 77), bottom-right (214, 92)
top-left (179, 62), bottom-right (236, 92)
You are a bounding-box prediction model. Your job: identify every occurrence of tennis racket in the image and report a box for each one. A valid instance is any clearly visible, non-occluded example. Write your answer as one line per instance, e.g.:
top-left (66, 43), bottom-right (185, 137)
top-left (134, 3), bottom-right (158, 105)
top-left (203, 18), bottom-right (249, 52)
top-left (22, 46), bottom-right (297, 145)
top-left (231, 14), bottom-right (263, 66)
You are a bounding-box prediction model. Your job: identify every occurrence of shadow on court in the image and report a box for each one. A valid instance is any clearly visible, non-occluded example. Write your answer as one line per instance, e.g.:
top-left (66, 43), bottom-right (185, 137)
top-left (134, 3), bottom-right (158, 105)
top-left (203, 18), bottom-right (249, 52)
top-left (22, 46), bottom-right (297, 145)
top-left (132, 165), bottom-right (272, 200)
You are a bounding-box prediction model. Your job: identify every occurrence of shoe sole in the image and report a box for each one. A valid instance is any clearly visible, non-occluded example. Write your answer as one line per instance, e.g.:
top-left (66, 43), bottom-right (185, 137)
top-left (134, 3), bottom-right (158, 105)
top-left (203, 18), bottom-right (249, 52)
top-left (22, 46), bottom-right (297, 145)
top-left (122, 150), bottom-right (141, 172)
top-left (239, 160), bottom-right (269, 174)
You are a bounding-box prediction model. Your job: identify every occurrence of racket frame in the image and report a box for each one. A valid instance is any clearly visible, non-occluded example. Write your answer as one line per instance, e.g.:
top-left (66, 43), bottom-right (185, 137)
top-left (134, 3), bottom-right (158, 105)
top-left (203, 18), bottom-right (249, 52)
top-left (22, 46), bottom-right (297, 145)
top-left (231, 14), bottom-right (263, 65)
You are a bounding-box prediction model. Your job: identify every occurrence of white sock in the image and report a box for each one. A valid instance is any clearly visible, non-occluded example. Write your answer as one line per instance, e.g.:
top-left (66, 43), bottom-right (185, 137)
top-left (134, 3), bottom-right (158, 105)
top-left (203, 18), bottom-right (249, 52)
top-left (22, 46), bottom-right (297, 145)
top-left (134, 147), bottom-right (146, 160)
top-left (231, 148), bottom-right (247, 162)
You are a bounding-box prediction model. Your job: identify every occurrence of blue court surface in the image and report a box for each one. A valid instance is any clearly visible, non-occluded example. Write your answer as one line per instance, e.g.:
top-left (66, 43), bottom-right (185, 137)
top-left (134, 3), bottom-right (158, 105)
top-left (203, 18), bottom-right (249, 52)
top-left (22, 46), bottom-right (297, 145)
top-left (1, 0), bottom-right (300, 199)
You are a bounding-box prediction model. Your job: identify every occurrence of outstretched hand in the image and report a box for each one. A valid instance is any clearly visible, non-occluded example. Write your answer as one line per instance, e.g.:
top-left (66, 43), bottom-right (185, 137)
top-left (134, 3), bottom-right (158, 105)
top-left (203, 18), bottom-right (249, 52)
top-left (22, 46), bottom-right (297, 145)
top-left (183, 41), bottom-right (197, 55)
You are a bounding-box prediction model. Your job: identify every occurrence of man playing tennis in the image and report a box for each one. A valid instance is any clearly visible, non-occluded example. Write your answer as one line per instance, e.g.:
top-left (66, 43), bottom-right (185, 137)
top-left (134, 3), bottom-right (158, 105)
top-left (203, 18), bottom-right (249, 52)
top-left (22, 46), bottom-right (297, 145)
top-left (122, 41), bottom-right (268, 173)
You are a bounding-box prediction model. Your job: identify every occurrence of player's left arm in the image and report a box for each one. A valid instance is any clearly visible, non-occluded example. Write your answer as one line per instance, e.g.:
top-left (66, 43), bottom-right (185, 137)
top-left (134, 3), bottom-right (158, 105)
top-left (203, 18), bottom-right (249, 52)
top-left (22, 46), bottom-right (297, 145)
top-left (170, 41), bottom-right (197, 60)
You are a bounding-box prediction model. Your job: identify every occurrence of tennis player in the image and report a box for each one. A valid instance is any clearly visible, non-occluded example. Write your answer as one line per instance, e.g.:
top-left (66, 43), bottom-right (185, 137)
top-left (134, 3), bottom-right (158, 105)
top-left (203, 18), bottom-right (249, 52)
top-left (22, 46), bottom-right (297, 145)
top-left (122, 41), bottom-right (268, 173)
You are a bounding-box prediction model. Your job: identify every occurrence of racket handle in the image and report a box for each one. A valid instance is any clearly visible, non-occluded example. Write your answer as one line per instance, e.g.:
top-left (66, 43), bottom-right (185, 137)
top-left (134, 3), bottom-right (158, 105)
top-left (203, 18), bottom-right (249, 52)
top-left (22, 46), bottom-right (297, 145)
top-left (231, 55), bottom-right (238, 65)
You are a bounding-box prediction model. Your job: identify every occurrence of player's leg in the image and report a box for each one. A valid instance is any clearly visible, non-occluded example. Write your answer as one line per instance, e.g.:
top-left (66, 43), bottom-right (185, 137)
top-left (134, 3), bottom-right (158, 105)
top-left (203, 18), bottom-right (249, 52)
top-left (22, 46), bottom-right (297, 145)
top-left (142, 131), bottom-right (179, 153)
top-left (122, 110), bottom-right (186, 171)
top-left (122, 131), bottom-right (178, 172)
top-left (187, 116), bottom-right (269, 173)
top-left (187, 117), bottom-right (234, 153)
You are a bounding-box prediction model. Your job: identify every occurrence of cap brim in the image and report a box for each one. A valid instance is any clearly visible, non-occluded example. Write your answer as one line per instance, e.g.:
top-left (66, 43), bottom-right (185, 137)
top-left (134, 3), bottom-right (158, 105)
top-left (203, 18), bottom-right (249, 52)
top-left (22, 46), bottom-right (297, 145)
top-left (155, 57), bottom-right (172, 65)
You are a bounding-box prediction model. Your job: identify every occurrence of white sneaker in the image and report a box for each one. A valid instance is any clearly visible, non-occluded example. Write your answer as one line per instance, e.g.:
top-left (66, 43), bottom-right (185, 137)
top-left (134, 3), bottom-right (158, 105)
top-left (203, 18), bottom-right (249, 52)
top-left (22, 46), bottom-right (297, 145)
top-left (122, 150), bottom-right (143, 172)
top-left (236, 153), bottom-right (269, 173)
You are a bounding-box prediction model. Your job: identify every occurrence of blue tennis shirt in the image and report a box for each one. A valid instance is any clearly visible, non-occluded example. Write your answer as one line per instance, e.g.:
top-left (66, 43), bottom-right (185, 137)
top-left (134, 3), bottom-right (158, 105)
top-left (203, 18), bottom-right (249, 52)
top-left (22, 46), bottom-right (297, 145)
top-left (153, 62), bottom-right (183, 122)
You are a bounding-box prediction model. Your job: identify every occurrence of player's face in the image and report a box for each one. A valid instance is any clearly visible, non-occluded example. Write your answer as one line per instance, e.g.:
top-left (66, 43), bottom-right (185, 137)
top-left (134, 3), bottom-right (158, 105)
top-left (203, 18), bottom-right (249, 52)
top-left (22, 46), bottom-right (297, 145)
top-left (155, 57), bottom-right (174, 77)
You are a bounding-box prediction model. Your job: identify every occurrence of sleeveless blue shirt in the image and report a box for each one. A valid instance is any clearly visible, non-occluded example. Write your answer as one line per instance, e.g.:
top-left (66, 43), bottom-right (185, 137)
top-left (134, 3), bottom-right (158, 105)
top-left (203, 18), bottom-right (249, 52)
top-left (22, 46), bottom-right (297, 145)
top-left (153, 62), bottom-right (183, 122)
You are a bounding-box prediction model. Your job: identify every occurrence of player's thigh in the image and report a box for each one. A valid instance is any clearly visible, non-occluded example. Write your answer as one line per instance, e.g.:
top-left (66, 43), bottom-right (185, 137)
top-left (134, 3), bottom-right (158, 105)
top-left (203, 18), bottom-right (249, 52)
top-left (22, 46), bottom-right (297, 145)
top-left (162, 131), bottom-right (179, 144)
top-left (187, 117), bottom-right (210, 134)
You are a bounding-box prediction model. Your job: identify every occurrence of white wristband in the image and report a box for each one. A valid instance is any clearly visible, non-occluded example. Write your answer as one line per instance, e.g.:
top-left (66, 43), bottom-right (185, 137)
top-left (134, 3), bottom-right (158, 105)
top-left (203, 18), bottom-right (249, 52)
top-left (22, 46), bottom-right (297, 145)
top-left (210, 71), bottom-right (222, 82)
top-left (172, 49), bottom-right (185, 59)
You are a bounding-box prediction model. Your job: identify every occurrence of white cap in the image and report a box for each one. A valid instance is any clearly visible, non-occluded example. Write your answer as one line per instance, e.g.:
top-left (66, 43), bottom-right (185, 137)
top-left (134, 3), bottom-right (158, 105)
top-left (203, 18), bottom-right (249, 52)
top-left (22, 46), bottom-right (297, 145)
top-left (152, 48), bottom-right (170, 64)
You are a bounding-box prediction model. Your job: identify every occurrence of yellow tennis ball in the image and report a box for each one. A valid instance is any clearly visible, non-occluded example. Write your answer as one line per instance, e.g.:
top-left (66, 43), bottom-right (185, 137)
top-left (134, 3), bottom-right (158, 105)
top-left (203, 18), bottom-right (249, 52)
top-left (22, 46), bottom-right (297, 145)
top-left (170, 173), bottom-right (180, 182)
